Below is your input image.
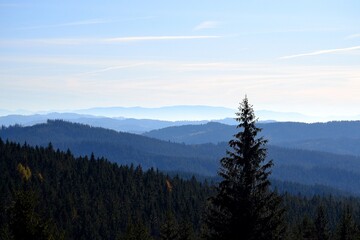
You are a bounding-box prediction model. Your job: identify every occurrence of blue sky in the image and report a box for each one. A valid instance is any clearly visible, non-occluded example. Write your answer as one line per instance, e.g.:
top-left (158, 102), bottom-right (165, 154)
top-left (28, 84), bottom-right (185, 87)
top-left (0, 0), bottom-right (360, 118)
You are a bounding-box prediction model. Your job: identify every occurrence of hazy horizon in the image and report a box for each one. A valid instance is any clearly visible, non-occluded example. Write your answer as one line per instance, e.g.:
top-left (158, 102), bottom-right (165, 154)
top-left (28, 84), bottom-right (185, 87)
top-left (1, 105), bottom-right (359, 123)
top-left (1, 1), bottom-right (359, 118)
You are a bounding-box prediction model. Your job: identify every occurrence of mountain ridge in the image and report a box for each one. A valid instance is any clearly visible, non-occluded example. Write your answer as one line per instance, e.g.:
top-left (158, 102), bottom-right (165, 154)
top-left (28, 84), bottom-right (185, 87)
top-left (2, 120), bottom-right (360, 194)
top-left (144, 121), bottom-right (360, 156)
top-left (2, 106), bottom-right (359, 122)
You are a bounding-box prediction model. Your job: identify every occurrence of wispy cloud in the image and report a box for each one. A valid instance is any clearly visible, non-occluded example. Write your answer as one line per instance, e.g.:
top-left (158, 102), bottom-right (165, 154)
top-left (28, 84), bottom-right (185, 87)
top-left (78, 63), bottom-right (149, 76)
top-left (280, 46), bottom-right (360, 59)
top-left (16, 17), bottom-right (154, 30)
top-left (18, 19), bottom-right (113, 30)
top-left (345, 33), bottom-right (360, 40)
top-left (0, 38), bottom-right (92, 45)
top-left (105, 35), bottom-right (221, 42)
top-left (226, 28), bottom-right (340, 38)
top-left (0, 35), bottom-right (221, 46)
top-left (2, 57), bottom-right (359, 117)
top-left (194, 21), bottom-right (220, 31)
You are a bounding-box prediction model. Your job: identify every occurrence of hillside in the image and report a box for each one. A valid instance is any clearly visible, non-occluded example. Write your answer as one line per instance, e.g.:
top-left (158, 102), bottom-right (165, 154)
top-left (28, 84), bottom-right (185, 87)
top-left (2, 139), bottom-right (360, 239)
top-left (0, 139), bottom-right (211, 239)
top-left (0, 113), bottom-right (209, 133)
top-left (0, 120), bottom-right (220, 176)
top-left (143, 122), bottom-right (235, 144)
top-left (144, 121), bottom-right (360, 155)
top-left (3, 121), bottom-right (360, 194)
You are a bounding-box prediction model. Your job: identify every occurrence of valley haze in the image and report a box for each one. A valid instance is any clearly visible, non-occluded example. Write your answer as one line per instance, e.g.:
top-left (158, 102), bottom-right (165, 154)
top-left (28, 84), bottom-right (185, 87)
top-left (1, 105), bottom-right (359, 123)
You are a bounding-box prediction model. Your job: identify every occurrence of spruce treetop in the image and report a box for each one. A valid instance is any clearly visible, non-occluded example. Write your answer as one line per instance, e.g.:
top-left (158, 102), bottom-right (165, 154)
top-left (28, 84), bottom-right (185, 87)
top-left (204, 96), bottom-right (285, 240)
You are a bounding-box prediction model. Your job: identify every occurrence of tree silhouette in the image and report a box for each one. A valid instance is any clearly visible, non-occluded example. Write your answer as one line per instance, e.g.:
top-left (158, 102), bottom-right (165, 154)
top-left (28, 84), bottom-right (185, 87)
top-left (315, 205), bottom-right (330, 240)
top-left (336, 206), bottom-right (359, 240)
top-left (204, 96), bottom-right (285, 240)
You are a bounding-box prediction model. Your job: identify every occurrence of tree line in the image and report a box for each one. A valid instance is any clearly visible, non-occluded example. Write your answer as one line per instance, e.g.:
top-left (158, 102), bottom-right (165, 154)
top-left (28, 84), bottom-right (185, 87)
top-left (2, 97), bottom-right (360, 239)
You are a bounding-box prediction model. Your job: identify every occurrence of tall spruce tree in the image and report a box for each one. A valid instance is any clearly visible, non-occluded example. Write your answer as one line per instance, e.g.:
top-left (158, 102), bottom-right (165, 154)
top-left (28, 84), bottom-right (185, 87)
top-left (204, 97), bottom-right (285, 240)
top-left (315, 205), bottom-right (330, 240)
top-left (336, 206), bottom-right (359, 240)
top-left (160, 212), bottom-right (178, 240)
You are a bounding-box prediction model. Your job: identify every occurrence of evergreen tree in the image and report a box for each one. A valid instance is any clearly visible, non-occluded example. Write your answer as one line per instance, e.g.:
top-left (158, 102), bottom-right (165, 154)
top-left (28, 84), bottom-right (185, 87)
top-left (122, 222), bottom-right (153, 240)
top-left (8, 190), bottom-right (62, 240)
top-left (315, 205), bottom-right (330, 240)
top-left (177, 220), bottom-right (196, 240)
top-left (336, 206), bottom-right (359, 240)
top-left (301, 215), bottom-right (316, 240)
top-left (204, 97), bottom-right (285, 240)
top-left (160, 212), bottom-right (178, 240)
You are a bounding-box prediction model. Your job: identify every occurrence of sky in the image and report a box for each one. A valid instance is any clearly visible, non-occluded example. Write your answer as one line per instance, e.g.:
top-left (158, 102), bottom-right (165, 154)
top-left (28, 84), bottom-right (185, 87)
top-left (0, 0), bottom-right (360, 119)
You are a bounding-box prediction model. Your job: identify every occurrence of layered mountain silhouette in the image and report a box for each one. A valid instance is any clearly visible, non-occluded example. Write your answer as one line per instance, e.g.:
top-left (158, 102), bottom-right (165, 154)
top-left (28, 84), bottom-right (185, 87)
top-left (144, 121), bottom-right (360, 156)
top-left (2, 120), bottom-right (360, 194)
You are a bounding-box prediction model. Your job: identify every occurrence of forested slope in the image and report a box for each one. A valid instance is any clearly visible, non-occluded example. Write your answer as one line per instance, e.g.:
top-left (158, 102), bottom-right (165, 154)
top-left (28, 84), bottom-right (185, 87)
top-left (144, 121), bottom-right (360, 156)
top-left (0, 139), bottom-right (211, 239)
top-left (2, 139), bottom-right (360, 239)
top-left (0, 120), bottom-right (220, 176)
top-left (3, 121), bottom-right (360, 194)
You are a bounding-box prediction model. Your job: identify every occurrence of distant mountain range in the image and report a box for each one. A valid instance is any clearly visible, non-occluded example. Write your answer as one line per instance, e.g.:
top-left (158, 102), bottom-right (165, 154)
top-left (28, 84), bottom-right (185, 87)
top-left (2, 106), bottom-right (359, 122)
top-left (74, 106), bottom-right (235, 121)
top-left (0, 113), bottom-right (210, 134)
top-left (2, 120), bottom-right (360, 195)
top-left (144, 121), bottom-right (360, 156)
top-left (0, 111), bottom-right (274, 134)
top-left (3, 112), bottom-right (360, 155)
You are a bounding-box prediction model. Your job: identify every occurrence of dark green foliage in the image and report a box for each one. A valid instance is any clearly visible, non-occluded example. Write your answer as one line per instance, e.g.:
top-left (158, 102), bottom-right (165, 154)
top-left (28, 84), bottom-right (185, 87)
top-left (283, 194), bottom-right (360, 233)
top-left (301, 215), bottom-right (316, 240)
top-left (177, 220), bottom-right (196, 240)
top-left (160, 212), bottom-right (178, 240)
top-left (7, 190), bottom-right (63, 240)
top-left (0, 120), bottom-right (219, 176)
top-left (315, 205), bottom-right (330, 240)
top-left (336, 206), bottom-right (359, 240)
top-left (4, 137), bottom-right (360, 239)
top-left (204, 97), bottom-right (285, 240)
top-left (0, 138), bottom-right (209, 239)
top-left (122, 222), bottom-right (153, 240)
top-left (159, 213), bottom-right (196, 240)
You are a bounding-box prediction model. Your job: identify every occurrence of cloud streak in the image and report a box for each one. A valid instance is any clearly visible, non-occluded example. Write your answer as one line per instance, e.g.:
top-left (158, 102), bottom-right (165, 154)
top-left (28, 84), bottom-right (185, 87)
top-left (105, 35), bottom-right (221, 42)
top-left (194, 21), bottom-right (220, 31)
top-left (16, 17), bottom-right (154, 30)
top-left (280, 46), bottom-right (360, 59)
top-left (18, 19), bottom-right (113, 30)
top-left (78, 63), bottom-right (149, 76)
top-left (345, 33), bottom-right (360, 40)
top-left (0, 35), bottom-right (221, 46)
top-left (2, 58), bottom-right (359, 118)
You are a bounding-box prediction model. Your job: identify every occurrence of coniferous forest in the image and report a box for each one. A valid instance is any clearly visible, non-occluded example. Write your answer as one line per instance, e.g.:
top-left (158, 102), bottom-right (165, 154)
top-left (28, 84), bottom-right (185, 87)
top-left (3, 138), bottom-right (360, 239)
top-left (2, 99), bottom-right (360, 239)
